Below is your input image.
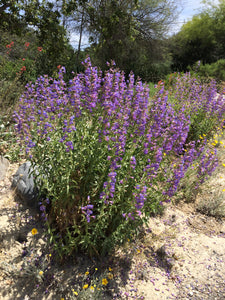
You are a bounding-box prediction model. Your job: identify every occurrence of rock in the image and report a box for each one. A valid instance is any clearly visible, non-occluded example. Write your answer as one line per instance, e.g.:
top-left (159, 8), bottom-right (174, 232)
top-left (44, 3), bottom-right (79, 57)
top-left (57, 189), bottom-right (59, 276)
top-left (156, 245), bottom-right (167, 258)
top-left (0, 156), bottom-right (10, 181)
top-left (11, 161), bottom-right (39, 209)
top-left (156, 245), bottom-right (176, 270)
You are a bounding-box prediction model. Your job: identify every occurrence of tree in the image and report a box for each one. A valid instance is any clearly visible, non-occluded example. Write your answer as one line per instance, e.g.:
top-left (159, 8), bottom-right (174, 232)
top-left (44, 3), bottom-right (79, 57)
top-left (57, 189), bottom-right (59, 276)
top-left (63, 0), bottom-right (180, 79)
top-left (0, 0), bottom-right (80, 77)
top-left (169, 0), bottom-right (225, 71)
top-left (169, 13), bottom-right (216, 71)
top-left (0, 0), bottom-right (26, 34)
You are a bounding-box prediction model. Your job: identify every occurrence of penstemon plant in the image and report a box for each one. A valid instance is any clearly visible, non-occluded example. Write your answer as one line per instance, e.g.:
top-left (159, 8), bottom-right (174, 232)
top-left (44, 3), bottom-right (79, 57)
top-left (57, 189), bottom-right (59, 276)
top-left (167, 72), bottom-right (225, 143)
top-left (13, 57), bottom-right (222, 258)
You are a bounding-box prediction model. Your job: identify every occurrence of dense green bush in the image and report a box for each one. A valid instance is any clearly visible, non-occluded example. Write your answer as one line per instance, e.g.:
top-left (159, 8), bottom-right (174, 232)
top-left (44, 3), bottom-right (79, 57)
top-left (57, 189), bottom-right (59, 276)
top-left (196, 59), bottom-right (225, 82)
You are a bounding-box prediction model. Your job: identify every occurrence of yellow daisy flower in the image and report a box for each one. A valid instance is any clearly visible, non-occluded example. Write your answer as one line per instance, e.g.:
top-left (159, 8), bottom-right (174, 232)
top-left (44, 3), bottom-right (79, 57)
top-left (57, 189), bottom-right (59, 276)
top-left (83, 284), bottom-right (88, 289)
top-left (102, 278), bottom-right (108, 286)
top-left (85, 271), bottom-right (89, 276)
top-left (72, 290), bottom-right (78, 296)
top-left (39, 270), bottom-right (43, 276)
top-left (31, 228), bottom-right (38, 235)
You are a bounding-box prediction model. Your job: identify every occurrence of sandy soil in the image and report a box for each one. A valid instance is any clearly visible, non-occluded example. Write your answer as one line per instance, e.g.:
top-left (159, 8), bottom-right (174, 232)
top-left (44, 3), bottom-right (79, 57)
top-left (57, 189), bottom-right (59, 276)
top-left (0, 148), bottom-right (225, 299)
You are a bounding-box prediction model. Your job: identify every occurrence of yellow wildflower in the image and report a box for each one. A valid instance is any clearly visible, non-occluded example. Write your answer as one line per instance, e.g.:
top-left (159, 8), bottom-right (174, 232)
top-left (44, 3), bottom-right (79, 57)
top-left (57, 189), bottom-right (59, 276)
top-left (31, 228), bottom-right (38, 235)
top-left (95, 268), bottom-right (98, 271)
top-left (72, 289), bottom-right (78, 296)
top-left (85, 271), bottom-right (89, 276)
top-left (223, 189), bottom-right (225, 192)
top-left (102, 278), bottom-right (108, 286)
top-left (90, 286), bottom-right (95, 292)
top-left (39, 270), bottom-right (43, 276)
top-left (223, 164), bottom-right (225, 167)
top-left (83, 284), bottom-right (88, 289)
top-left (108, 267), bottom-right (112, 271)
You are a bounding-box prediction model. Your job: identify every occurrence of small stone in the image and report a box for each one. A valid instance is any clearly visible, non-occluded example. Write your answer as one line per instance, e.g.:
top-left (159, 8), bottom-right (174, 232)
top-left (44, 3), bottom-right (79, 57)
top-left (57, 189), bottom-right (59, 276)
top-left (220, 224), bottom-right (225, 234)
top-left (0, 156), bottom-right (10, 181)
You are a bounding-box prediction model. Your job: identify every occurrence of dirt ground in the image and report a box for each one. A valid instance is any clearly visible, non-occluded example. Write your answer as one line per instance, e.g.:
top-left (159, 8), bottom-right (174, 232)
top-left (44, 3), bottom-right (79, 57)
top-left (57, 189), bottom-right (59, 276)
top-left (0, 142), bottom-right (225, 299)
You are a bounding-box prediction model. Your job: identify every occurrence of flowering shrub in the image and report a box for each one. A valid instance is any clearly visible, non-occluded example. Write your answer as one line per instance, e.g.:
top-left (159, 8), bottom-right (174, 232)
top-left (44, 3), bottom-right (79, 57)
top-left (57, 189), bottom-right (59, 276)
top-left (0, 39), bottom-right (43, 111)
top-left (167, 72), bottom-right (225, 143)
top-left (14, 58), bottom-right (222, 257)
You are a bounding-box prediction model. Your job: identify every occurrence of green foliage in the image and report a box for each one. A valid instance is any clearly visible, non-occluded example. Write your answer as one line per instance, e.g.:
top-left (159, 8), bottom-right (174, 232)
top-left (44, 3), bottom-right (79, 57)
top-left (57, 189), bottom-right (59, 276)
top-left (0, 115), bottom-right (24, 162)
top-left (170, 1), bottom-right (225, 72)
top-left (169, 13), bottom-right (216, 71)
top-left (67, 0), bottom-right (176, 81)
top-left (0, 0), bottom-right (27, 34)
top-left (164, 72), bottom-right (223, 144)
top-left (0, 30), bottom-right (43, 113)
top-left (195, 59), bottom-right (225, 82)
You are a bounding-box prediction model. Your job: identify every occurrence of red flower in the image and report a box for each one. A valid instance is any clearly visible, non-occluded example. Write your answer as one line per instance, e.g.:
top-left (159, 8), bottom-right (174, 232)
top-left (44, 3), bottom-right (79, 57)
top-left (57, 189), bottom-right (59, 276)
top-left (6, 41), bottom-right (14, 49)
top-left (21, 66), bottom-right (26, 72)
top-left (22, 58), bottom-right (25, 61)
top-left (25, 42), bottom-right (30, 49)
top-left (37, 47), bottom-right (43, 52)
top-left (57, 65), bottom-right (61, 69)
